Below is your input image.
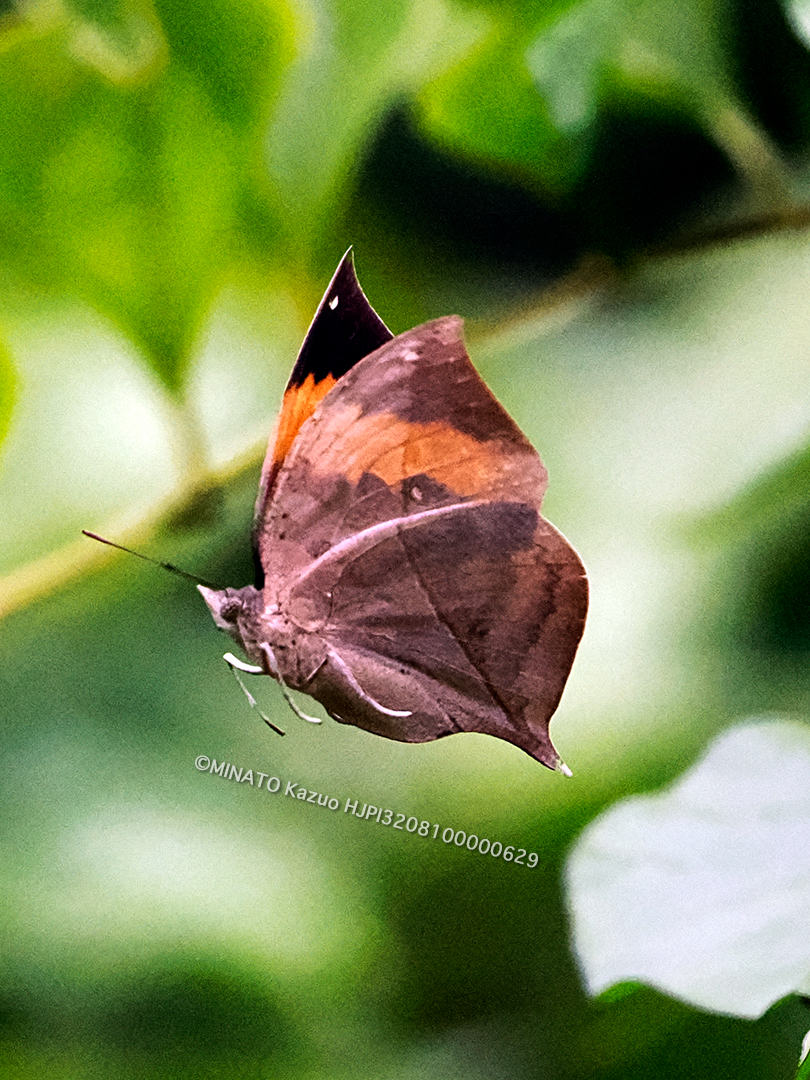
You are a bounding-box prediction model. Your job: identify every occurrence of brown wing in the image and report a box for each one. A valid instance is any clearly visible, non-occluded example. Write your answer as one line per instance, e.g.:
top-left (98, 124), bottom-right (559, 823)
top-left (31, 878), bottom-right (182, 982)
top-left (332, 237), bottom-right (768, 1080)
top-left (309, 502), bottom-right (587, 770)
top-left (252, 250), bottom-right (391, 585)
top-left (258, 317), bottom-right (587, 769)
top-left (258, 318), bottom-right (546, 588)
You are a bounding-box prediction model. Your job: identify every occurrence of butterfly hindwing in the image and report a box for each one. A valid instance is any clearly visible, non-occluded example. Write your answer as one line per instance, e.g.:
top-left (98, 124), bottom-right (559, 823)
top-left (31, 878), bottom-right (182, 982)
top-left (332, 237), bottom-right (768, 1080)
top-left (304, 502), bottom-right (586, 768)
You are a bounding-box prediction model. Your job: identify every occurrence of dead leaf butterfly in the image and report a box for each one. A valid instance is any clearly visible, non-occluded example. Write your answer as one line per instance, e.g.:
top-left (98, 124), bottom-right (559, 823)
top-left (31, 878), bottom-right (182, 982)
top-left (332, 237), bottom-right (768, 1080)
top-left (198, 251), bottom-right (588, 772)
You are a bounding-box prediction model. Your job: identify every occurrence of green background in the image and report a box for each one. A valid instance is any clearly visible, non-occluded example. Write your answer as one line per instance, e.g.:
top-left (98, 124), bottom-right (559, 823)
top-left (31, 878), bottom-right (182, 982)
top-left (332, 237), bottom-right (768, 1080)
top-left (2, 0), bottom-right (810, 1076)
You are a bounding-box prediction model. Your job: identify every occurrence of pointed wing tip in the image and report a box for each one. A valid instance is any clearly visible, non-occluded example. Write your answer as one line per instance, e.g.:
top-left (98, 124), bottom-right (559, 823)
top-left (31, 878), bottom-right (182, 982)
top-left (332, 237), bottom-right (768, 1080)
top-left (532, 741), bottom-right (573, 776)
top-left (335, 246), bottom-right (356, 278)
top-left (540, 750), bottom-right (572, 776)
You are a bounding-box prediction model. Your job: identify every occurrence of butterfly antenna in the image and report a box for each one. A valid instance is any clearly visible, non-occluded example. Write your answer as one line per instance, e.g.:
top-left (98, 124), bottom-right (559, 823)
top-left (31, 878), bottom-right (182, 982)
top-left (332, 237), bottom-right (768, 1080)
top-left (82, 530), bottom-right (221, 590)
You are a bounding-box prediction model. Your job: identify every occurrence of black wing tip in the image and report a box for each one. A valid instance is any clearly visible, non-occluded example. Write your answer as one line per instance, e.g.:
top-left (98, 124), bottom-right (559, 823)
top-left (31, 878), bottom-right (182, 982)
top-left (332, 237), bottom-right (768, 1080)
top-left (286, 248), bottom-right (393, 390)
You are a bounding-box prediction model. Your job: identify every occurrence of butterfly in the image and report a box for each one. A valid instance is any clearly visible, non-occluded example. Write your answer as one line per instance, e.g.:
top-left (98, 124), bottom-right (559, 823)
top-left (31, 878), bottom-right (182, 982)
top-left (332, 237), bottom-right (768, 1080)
top-left (199, 251), bottom-right (588, 772)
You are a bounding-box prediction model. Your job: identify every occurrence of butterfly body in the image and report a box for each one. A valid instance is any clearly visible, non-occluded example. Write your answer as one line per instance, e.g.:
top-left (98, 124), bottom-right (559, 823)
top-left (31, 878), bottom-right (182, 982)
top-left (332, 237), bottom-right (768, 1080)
top-left (200, 256), bottom-right (587, 771)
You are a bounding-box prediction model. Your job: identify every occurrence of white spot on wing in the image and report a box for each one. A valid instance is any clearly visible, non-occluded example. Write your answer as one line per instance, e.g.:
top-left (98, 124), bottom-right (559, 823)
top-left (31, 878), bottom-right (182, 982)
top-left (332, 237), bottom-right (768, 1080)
top-left (329, 295), bottom-right (339, 310)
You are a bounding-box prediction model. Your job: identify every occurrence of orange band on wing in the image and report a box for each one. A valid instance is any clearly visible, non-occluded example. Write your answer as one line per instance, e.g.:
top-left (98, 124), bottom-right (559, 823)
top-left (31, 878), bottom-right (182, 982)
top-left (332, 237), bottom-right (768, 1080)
top-left (270, 372), bottom-right (337, 473)
top-left (307, 407), bottom-right (544, 501)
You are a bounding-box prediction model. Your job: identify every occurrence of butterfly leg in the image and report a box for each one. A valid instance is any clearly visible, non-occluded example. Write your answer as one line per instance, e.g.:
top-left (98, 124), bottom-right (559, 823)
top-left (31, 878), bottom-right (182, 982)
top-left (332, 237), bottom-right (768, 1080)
top-left (257, 643), bottom-right (323, 725)
top-left (326, 646), bottom-right (412, 718)
top-left (223, 652), bottom-right (263, 675)
top-left (223, 652), bottom-right (285, 736)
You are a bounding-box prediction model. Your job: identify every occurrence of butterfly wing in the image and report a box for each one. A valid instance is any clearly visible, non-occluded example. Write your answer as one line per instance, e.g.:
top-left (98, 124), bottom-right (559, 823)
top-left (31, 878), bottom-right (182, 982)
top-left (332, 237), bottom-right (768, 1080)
top-left (307, 504), bottom-right (586, 770)
top-left (257, 316), bottom-right (587, 770)
top-left (252, 249), bottom-right (391, 584)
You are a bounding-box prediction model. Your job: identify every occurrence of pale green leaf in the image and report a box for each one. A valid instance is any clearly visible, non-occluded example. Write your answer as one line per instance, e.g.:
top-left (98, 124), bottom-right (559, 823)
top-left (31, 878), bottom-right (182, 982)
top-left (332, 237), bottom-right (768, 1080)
top-left (64, 0), bottom-right (167, 81)
top-left (567, 719), bottom-right (810, 1019)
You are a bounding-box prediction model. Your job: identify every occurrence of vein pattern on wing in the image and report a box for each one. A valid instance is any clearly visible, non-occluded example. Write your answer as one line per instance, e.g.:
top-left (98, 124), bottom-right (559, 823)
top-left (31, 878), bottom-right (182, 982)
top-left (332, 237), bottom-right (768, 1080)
top-left (395, 526), bottom-right (524, 730)
top-left (287, 498), bottom-right (488, 594)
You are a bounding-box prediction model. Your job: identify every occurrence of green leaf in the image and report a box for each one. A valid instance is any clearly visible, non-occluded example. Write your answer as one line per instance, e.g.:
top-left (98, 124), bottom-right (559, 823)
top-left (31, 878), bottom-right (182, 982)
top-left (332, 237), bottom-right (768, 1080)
top-left (0, 3), bottom-right (293, 395)
top-left (695, 439), bottom-right (810, 544)
top-left (566, 718), bottom-right (810, 1019)
top-left (264, 0), bottom-right (485, 249)
top-left (154, 0), bottom-right (296, 130)
top-left (39, 68), bottom-right (241, 392)
top-left (0, 309), bottom-right (182, 584)
top-left (63, 0), bottom-right (167, 81)
top-left (784, 0), bottom-right (810, 49)
top-left (414, 0), bottom-right (791, 203)
top-left (417, 23), bottom-right (579, 194)
top-left (0, 337), bottom-right (15, 452)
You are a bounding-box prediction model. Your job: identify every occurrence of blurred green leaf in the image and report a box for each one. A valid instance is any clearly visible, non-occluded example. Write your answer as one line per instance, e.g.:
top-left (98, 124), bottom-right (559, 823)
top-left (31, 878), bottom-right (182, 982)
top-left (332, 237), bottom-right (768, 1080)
top-left (785, 0), bottom-right (810, 50)
top-left (414, 0), bottom-right (791, 207)
top-left (264, 0), bottom-right (485, 252)
top-left (64, 0), bottom-right (167, 80)
top-left (689, 437), bottom-right (810, 708)
top-left (697, 439), bottom-right (810, 544)
top-left (566, 719), bottom-right (810, 1019)
top-left (0, 0), bottom-right (293, 395)
top-left (99, 955), bottom-right (298, 1078)
top-left (154, 0), bottom-right (295, 130)
top-left (0, 337), bottom-right (15, 450)
top-left (40, 68), bottom-right (241, 392)
top-left (416, 5), bottom-right (581, 194)
top-left (525, 0), bottom-right (609, 140)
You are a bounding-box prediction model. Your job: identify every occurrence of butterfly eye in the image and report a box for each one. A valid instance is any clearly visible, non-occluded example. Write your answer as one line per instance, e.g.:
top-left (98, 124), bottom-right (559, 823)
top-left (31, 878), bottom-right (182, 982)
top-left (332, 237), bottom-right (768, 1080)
top-left (218, 596), bottom-right (243, 623)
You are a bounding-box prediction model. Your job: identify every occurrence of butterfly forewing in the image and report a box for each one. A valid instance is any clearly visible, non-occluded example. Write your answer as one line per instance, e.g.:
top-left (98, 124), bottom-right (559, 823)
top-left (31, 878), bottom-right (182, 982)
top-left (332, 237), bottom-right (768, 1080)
top-left (253, 250), bottom-right (392, 582)
top-left (258, 318), bottom-right (545, 577)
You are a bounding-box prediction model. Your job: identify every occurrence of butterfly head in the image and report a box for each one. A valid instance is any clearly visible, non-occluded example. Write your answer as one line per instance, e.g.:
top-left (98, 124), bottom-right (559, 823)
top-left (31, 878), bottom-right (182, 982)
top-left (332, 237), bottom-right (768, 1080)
top-left (197, 584), bottom-right (264, 653)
